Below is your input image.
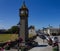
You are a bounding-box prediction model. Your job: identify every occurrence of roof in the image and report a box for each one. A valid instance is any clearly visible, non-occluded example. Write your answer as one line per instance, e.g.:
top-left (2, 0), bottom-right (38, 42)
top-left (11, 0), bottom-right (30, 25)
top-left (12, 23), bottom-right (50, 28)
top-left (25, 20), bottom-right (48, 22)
top-left (20, 1), bottom-right (28, 10)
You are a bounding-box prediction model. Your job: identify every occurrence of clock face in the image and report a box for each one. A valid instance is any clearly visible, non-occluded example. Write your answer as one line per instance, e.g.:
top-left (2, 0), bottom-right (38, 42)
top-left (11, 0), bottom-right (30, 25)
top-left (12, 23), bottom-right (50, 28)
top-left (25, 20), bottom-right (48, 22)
top-left (21, 11), bottom-right (24, 14)
top-left (21, 10), bottom-right (28, 14)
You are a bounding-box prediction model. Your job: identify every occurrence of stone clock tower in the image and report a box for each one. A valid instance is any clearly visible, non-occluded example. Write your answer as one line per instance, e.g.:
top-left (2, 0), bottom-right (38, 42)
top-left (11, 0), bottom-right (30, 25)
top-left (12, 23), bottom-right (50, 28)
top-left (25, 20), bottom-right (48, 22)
top-left (19, 1), bottom-right (29, 46)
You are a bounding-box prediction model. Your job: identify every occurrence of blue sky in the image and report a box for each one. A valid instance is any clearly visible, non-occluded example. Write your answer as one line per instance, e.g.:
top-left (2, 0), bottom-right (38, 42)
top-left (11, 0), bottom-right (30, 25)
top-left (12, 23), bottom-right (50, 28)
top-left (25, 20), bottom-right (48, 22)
top-left (0, 0), bottom-right (60, 29)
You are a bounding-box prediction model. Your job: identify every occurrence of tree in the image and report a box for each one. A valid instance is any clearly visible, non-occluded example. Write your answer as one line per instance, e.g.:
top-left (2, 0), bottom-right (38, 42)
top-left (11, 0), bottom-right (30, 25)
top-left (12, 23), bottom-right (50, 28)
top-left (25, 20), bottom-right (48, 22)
top-left (10, 26), bottom-right (19, 34)
top-left (7, 26), bottom-right (19, 34)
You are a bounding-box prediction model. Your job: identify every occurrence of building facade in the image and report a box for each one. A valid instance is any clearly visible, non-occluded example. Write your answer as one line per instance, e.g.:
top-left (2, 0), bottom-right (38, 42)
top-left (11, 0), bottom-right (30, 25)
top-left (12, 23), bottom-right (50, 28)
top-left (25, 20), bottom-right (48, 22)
top-left (43, 27), bottom-right (59, 35)
top-left (28, 26), bottom-right (36, 38)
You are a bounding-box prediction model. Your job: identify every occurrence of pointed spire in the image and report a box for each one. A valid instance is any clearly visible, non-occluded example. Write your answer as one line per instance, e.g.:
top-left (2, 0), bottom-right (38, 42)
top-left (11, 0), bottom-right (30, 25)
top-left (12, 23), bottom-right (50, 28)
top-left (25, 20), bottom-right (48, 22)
top-left (21, 1), bottom-right (27, 9)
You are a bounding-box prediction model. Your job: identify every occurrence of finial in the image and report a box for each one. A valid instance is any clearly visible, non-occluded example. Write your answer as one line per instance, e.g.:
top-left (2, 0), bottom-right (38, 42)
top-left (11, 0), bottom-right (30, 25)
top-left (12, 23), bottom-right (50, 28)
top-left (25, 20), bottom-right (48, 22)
top-left (23, 0), bottom-right (25, 5)
top-left (23, 0), bottom-right (26, 7)
top-left (21, 0), bottom-right (26, 8)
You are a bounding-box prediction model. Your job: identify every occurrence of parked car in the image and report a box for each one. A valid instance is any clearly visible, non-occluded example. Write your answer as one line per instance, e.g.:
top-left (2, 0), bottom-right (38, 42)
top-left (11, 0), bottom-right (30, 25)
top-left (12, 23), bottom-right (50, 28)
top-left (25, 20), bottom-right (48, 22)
top-left (52, 37), bottom-right (58, 43)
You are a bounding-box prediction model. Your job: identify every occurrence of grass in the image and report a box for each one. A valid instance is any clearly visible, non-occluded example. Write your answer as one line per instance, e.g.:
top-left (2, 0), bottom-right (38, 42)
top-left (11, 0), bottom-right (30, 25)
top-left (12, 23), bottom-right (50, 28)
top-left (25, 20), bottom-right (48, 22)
top-left (0, 34), bottom-right (18, 42)
top-left (0, 34), bottom-right (36, 42)
top-left (29, 34), bottom-right (36, 38)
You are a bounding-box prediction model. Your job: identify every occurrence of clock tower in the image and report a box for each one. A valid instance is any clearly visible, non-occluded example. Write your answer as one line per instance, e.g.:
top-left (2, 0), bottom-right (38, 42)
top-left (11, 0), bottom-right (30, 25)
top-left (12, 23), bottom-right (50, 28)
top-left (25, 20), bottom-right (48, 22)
top-left (19, 1), bottom-right (29, 46)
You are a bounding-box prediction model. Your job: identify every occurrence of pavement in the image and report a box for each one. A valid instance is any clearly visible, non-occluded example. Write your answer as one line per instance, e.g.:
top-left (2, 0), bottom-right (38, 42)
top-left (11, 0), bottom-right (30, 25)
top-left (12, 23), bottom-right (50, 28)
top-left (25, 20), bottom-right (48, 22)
top-left (29, 46), bottom-right (52, 51)
top-left (5, 46), bottom-right (52, 51)
top-left (29, 36), bottom-right (52, 51)
top-left (4, 36), bottom-right (60, 51)
top-left (5, 36), bottom-right (52, 51)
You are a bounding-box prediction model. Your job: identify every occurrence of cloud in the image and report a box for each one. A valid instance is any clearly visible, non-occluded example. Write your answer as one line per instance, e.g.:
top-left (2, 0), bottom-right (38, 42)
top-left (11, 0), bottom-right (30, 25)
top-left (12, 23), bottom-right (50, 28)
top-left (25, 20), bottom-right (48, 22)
top-left (0, 24), bottom-right (4, 29)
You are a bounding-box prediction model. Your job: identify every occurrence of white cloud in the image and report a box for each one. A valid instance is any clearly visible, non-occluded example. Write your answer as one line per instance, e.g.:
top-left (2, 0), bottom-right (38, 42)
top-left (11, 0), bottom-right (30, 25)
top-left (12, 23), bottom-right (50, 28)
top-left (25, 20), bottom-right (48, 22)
top-left (0, 24), bottom-right (4, 29)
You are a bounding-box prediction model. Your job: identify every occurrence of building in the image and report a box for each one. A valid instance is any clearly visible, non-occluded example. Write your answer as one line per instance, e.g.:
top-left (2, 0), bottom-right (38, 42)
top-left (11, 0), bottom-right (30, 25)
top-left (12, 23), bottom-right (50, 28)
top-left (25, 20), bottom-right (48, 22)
top-left (19, 1), bottom-right (29, 48)
top-left (42, 27), bottom-right (59, 35)
top-left (28, 26), bottom-right (36, 38)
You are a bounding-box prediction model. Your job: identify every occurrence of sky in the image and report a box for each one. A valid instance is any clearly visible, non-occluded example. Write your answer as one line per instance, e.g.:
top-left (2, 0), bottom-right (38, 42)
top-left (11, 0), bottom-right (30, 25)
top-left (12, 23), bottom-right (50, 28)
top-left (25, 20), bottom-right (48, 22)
top-left (0, 0), bottom-right (60, 29)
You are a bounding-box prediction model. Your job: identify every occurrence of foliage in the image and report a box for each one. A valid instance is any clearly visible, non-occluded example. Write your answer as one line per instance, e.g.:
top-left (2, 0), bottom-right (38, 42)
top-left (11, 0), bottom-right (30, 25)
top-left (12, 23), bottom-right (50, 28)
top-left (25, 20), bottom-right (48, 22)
top-left (0, 26), bottom-right (19, 34)
top-left (6, 26), bottom-right (19, 34)
top-left (10, 26), bottom-right (19, 34)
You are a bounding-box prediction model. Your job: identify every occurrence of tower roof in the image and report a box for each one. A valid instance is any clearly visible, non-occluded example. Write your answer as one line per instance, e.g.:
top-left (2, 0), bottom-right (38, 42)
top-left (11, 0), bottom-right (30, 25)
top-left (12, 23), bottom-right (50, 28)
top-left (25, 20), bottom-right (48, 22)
top-left (21, 1), bottom-right (27, 9)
